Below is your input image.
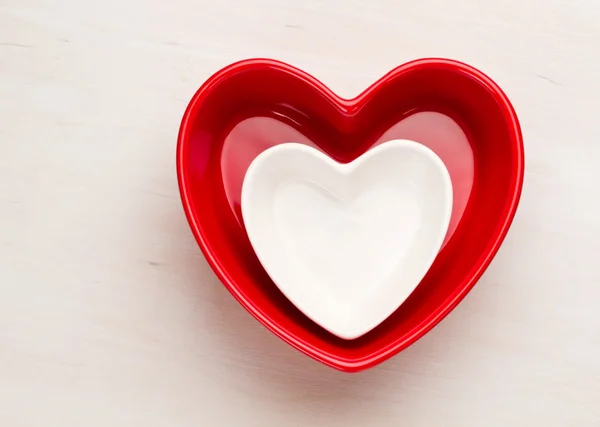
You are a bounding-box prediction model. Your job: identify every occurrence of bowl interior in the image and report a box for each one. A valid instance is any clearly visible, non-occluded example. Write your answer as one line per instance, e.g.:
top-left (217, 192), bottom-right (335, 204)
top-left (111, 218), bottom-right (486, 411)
top-left (178, 59), bottom-right (522, 369)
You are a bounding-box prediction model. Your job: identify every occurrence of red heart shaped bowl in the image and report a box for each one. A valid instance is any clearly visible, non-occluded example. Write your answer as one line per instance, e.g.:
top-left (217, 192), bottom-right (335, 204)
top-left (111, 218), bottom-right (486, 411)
top-left (177, 58), bottom-right (524, 372)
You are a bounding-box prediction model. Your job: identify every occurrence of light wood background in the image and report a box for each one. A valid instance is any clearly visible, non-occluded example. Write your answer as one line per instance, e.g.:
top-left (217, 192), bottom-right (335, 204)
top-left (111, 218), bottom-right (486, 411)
top-left (1, 0), bottom-right (599, 425)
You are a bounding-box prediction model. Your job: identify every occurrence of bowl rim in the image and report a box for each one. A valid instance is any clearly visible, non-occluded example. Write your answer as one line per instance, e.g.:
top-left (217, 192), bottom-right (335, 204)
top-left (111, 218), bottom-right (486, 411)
top-left (176, 57), bottom-right (525, 372)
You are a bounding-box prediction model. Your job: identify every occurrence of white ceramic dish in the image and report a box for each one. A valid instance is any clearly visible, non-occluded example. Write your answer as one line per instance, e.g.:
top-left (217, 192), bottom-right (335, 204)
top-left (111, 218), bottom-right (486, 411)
top-left (241, 139), bottom-right (453, 340)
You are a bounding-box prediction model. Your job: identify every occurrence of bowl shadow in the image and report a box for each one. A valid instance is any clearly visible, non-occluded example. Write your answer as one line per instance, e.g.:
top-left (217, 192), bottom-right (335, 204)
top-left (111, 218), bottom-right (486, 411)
top-left (199, 252), bottom-right (473, 407)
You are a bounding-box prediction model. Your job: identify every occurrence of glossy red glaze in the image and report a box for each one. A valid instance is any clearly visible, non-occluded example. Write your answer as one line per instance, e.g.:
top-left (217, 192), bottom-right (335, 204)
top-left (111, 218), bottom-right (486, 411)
top-left (177, 58), bottom-right (524, 372)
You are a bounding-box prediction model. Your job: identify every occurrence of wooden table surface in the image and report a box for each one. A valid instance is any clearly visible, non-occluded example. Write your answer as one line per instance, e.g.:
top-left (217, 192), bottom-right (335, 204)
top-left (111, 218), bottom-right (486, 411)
top-left (1, 0), bottom-right (599, 425)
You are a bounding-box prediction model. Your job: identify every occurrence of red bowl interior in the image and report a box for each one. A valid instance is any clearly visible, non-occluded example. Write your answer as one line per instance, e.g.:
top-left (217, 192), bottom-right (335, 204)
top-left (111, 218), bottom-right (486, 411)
top-left (177, 58), bottom-right (524, 372)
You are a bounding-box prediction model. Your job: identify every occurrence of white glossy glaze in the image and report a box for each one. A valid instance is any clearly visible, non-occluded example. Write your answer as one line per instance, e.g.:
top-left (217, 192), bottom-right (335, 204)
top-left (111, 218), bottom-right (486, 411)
top-left (241, 140), bottom-right (453, 339)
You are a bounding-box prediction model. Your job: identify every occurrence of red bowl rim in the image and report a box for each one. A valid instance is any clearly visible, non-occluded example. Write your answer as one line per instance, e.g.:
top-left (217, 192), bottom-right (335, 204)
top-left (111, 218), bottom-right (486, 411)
top-left (177, 57), bottom-right (525, 372)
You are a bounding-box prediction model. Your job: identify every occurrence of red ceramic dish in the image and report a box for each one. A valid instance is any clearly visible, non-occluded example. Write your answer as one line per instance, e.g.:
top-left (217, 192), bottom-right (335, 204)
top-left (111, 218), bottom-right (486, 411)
top-left (177, 58), bottom-right (524, 372)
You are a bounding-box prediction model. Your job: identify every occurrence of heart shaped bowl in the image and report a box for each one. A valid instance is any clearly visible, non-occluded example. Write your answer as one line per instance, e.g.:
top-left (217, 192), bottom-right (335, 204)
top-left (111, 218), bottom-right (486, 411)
top-left (241, 140), bottom-right (454, 341)
top-left (177, 58), bottom-right (524, 372)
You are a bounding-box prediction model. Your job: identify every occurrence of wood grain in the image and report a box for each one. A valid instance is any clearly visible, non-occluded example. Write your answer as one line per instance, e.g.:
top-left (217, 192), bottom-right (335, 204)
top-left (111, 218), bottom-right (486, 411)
top-left (1, 0), bottom-right (599, 425)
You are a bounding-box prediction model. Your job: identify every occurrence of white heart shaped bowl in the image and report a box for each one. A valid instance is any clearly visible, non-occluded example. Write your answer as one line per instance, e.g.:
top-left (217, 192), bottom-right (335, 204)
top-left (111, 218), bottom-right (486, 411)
top-left (241, 139), bottom-right (453, 340)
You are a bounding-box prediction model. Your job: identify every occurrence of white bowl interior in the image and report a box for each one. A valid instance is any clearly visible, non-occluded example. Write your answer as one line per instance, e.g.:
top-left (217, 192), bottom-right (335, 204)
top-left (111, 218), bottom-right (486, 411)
top-left (241, 139), bottom-right (453, 340)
